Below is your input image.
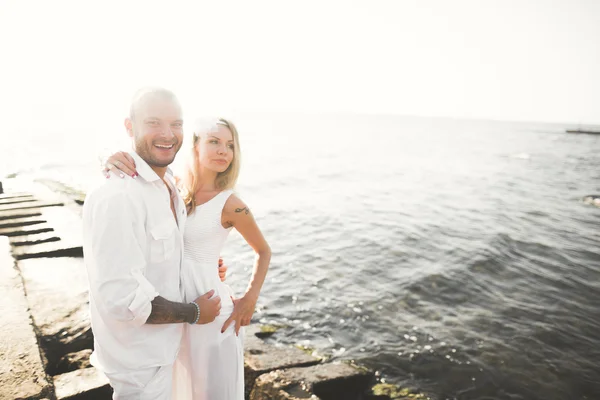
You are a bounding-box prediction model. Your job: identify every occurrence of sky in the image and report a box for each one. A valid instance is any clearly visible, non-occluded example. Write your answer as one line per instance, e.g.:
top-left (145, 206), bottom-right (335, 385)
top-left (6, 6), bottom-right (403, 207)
top-left (0, 0), bottom-right (599, 138)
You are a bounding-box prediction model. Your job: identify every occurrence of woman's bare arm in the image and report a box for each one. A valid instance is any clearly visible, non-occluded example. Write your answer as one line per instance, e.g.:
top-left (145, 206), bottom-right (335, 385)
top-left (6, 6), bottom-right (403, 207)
top-left (220, 195), bottom-right (271, 335)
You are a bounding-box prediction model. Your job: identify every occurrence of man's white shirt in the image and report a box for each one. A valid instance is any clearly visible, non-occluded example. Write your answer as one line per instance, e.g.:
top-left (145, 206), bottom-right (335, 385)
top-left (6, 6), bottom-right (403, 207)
top-left (82, 151), bottom-right (187, 373)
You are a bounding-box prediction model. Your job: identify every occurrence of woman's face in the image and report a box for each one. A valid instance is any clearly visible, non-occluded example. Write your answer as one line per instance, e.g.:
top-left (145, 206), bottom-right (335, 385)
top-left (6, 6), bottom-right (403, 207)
top-left (195, 124), bottom-right (234, 173)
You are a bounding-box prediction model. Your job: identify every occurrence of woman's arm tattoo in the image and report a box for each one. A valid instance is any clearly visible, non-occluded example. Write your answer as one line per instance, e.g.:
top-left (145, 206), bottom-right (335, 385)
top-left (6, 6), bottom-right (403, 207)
top-left (235, 207), bottom-right (250, 215)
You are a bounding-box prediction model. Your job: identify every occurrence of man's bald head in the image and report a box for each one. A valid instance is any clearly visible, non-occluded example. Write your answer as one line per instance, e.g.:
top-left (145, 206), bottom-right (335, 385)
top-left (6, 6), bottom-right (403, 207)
top-left (129, 87), bottom-right (182, 122)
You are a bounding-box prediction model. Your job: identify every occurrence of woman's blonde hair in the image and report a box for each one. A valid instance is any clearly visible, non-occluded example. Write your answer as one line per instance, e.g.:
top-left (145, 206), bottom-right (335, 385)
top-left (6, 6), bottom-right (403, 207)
top-left (181, 118), bottom-right (241, 215)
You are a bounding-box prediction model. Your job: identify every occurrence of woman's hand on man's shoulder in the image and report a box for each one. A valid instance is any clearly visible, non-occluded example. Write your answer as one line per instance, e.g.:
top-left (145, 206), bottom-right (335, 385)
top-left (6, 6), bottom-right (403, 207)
top-left (103, 151), bottom-right (138, 179)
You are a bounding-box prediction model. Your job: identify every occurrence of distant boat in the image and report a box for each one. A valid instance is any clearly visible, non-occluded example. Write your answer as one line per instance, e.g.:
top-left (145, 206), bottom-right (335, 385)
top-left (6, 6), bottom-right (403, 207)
top-left (567, 129), bottom-right (600, 134)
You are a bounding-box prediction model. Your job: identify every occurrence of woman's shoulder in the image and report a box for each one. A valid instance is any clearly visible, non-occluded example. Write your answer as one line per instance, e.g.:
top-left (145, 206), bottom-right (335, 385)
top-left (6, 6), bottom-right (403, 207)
top-left (223, 192), bottom-right (250, 216)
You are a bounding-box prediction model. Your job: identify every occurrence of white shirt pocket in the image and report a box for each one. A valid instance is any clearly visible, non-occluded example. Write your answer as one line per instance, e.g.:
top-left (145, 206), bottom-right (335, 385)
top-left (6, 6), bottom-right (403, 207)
top-left (149, 221), bottom-right (176, 263)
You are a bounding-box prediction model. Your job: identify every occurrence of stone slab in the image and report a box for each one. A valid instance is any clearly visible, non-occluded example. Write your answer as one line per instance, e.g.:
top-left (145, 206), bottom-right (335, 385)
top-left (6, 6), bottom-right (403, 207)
top-left (10, 231), bottom-right (61, 247)
top-left (0, 216), bottom-right (47, 230)
top-left (0, 209), bottom-right (43, 221)
top-left (56, 349), bottom-right (93, 374)
top-left (0, 224), bottom-right (54, 237)
top-left (9, 205), bottom-right (83, 259)
top-left (54, 367), bottom-right (112, 400)
top-left (245, 325), bottom-right (322, 371)
top-left (0, 201), bottom-right (64, 212)
top-left (0, 197), bottom-right (38, 206)
top-left (36, 179), bottom-right (86, 209)
top-left (0, 236), bottom-right (52, 399)
top-left (13, 243), bottom-right (83, 260)
top-left (0, 192), bottom-right (33, 200)
top-left (35, 205), bottom-right (83, 247)
top-left (244, 325), bottom-right (321, 396)
top-left (18, 257), bottom-right (92, 375)
top-left (250, 362), bottom-right (374, 400)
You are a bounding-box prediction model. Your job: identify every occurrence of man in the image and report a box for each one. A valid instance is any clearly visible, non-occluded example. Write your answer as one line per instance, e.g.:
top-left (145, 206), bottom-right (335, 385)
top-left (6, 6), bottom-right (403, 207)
top-left (83, 87), bottom-right (221, 399)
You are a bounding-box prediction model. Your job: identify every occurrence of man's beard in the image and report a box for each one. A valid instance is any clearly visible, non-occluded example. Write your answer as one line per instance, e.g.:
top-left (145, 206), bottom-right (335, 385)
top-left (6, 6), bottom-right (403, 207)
top-left (135, 136), bottom-right (181, 168)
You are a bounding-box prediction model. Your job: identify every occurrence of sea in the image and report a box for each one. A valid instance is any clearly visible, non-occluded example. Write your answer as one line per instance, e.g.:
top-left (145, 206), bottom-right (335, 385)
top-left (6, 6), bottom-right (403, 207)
top-left (2, 113), bottom-right (599, 400)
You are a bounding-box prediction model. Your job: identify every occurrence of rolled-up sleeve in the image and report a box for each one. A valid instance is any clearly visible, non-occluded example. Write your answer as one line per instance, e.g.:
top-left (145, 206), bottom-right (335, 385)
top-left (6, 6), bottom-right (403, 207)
top-left (86, 191), bottom-right (158, 327)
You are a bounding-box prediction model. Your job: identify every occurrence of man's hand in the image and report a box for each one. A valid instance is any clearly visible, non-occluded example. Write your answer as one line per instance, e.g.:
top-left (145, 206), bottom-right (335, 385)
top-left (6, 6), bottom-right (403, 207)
top-left (218, 257), bottom-right (228, 282)
top-left (192, 290), bottom-right (221, 324)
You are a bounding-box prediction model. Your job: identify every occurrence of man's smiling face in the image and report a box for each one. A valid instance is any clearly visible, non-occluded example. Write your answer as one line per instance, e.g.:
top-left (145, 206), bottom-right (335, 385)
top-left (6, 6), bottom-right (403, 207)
top-left (126, 92), bottom-right (183, 169)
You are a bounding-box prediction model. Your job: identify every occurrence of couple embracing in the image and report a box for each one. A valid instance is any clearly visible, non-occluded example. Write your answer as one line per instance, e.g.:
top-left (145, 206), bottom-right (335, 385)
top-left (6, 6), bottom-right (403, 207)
top-left (82, 87), bottom-right (271, 399)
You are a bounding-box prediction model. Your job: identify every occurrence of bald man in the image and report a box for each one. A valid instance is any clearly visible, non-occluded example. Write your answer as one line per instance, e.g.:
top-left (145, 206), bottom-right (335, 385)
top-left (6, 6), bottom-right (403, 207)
top-left (83, 88), bottom-right (221, 399)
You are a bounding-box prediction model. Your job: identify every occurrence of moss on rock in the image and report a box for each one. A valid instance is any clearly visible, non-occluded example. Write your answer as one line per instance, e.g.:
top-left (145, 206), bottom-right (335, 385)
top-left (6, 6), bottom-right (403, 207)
top-left (371, 383), bottom-right (429, 399)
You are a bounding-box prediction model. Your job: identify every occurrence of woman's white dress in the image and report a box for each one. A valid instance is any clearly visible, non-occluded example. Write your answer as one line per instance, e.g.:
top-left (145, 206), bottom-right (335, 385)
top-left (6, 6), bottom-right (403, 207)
top-left (172, 189), bottom-right (245, 400)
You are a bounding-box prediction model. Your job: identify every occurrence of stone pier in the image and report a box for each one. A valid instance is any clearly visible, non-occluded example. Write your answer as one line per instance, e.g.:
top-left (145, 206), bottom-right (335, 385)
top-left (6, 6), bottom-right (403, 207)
top-left (0, 179), bottom-right (400, 400)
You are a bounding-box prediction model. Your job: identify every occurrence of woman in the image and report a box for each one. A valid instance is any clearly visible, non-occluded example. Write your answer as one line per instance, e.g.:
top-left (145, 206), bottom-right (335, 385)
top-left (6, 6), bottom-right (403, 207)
top-left (104, 118), bottom-right (271, 399)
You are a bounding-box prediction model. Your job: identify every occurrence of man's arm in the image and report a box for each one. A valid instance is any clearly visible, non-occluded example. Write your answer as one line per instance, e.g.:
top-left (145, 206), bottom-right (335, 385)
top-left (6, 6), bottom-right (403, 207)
top-left (84, 188), bottom-right (220, 326)
top-left (147, 290), bottom-right (220, 325)
top-left (146, 296), bottom-right (196, 324)
top-left (85, 189), bottom-right (182, 326)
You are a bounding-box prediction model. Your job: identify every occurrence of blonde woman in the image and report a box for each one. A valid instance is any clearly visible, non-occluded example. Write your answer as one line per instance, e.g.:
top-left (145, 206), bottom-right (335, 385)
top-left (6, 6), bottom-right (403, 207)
top-left (104, 118), bottom-right (271, 399)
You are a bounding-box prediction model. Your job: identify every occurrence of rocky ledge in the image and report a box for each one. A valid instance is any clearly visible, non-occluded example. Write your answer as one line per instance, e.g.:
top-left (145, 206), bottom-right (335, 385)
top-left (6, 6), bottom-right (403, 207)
top-left (0, 179), bottom-right (428, 400)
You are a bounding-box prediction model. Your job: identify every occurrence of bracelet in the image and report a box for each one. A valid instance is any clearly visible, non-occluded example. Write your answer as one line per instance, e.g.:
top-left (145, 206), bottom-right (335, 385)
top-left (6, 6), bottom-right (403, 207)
top-left (189, 302), bottom-right (200, 325)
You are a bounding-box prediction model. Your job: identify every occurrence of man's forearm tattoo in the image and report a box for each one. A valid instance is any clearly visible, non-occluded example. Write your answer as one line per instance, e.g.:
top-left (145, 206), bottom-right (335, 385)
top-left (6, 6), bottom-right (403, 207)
top-left (146, 296), bottom-right (196, 324)
top-left (235, 207), bottom-right (250, 215)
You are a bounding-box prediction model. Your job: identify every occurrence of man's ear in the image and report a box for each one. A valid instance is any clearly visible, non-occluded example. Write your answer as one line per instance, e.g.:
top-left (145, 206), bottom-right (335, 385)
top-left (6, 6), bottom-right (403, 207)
top-left (124, 118), bottom-right (134, 138)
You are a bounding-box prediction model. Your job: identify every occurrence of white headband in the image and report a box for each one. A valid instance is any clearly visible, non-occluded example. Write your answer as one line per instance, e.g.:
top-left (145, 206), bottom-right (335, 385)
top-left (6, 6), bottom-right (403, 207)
top-left (193, 118), bottom-right (228, 136)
